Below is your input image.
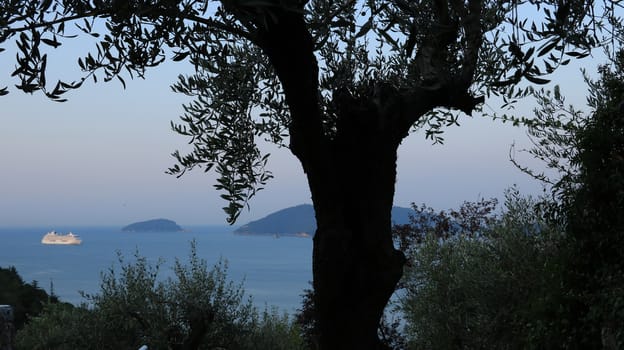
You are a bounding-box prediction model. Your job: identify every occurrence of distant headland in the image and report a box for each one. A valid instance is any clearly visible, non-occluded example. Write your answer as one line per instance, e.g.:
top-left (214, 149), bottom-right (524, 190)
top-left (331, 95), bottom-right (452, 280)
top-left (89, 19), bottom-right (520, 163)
top-left (122, 219), bottom-right (184, 232)
top-left (233, 204), bottom-right (413, 237)
top-left (234, 204), bottom-right (316, 237)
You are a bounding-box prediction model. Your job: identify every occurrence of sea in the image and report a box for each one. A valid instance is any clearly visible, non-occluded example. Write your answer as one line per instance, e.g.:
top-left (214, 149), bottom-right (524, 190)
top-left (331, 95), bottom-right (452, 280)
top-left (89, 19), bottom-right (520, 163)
top-left (0, 226), bottom-right (313, 314)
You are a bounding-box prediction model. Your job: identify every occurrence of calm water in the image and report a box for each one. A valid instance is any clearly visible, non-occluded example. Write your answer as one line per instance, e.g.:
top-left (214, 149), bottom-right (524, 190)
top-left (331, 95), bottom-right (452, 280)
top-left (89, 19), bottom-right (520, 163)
top-left (0, 226), bottom-right (312, 313)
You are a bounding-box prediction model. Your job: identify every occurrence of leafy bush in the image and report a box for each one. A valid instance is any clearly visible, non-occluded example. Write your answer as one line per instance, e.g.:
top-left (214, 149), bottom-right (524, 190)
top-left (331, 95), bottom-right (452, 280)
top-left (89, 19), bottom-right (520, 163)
top-left (397, 190), bottom-right (565, 349)
top-left (16, 241), bottom-right (306, 350)
top-left (397, 51), bottom-right (624, 349)
top-left (558, 52), bottom-right (624, 349)
top-left (508, 50), bottom-right (624, 348)
top-left (15, 302), bottom-right (96, 350)
top-left (0, 266), bottom-right (59, 330)
top-left (245, 306), bottom-right (307, 350)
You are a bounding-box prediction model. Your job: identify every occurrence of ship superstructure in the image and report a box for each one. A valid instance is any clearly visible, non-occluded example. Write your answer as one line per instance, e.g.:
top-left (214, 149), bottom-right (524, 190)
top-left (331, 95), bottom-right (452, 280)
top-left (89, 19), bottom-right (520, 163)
top-left (41, 231), bottom-right (82, 245)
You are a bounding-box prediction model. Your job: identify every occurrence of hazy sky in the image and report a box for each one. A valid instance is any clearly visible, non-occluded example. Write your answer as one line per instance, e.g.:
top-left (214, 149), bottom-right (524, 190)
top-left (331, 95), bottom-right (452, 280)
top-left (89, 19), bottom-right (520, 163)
top-left (0, 33), bottom-right (601, 227)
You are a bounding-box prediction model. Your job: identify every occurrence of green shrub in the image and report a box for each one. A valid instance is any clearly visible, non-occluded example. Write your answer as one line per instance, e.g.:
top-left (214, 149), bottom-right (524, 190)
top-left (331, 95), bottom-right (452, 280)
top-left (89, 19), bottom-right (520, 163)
top-left (0, 266), bottom-right (59, 330)
top-left (245, 306), bottom-right (307, 350)
top-left (15, 302), bottom-right (96, 350)
top-left (398, 190), bottom-right (565, 349)
top-left (17, 241), bottom-right (302, 350)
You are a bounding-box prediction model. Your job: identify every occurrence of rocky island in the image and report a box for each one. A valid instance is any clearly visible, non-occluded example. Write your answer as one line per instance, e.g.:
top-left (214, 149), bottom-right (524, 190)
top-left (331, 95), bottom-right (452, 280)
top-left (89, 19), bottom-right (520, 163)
top-left (122, 219), bottom-right (184, 232)
top-left (234, 204), bottom-right (316, 237)
top-left (234, 204), bottom-right (413, 237)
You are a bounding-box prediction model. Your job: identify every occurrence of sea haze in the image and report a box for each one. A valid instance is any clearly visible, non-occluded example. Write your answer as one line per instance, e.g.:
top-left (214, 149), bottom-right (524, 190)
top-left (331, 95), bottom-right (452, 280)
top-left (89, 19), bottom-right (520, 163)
top-left (0, 226), bottom-right (312, 313)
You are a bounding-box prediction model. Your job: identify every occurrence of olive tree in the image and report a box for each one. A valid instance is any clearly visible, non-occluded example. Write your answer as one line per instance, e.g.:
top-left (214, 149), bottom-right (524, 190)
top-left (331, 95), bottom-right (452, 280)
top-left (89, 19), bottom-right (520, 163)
top-left (1, 0), bottom-right (620, 347)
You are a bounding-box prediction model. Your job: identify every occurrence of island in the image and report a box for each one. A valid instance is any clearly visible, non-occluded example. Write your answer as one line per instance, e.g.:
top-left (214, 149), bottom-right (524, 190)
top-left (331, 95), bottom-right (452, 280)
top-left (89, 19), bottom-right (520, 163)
top-left (233, 204), bottom-right (413, 237)
top-left (234, 204), bottom-right (316, 237)
top-left (122, 219), bottom-right (184, 232)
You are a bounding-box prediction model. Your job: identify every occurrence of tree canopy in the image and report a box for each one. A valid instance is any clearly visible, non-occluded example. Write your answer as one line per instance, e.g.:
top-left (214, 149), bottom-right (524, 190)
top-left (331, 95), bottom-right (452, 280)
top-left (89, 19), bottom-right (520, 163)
top-left (2, 0), bottom-right (620, 221)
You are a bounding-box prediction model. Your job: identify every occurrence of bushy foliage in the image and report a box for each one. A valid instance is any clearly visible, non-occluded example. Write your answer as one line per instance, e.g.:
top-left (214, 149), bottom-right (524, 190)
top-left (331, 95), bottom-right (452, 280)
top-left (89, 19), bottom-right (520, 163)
top-left (294, 285), bottom-right (319, 350)
top-left (16, 241), bottom-right (305, 350)
top-left (397, 190), bottom-right (567, 349)
top-left (73, 242), bottom-right (256, 350)
top-left (549, 51), bottom-right (624, 349)
top-left (398, 52), bottom-right (624, 349)
top-left (509, 49), bottom-right (624, 349)
top-left (0, 266), bottom-right (59, 330)
top-left (245, 306), bottom-right (307, 350)
top-left (15, 302), bottom-right (97, 350)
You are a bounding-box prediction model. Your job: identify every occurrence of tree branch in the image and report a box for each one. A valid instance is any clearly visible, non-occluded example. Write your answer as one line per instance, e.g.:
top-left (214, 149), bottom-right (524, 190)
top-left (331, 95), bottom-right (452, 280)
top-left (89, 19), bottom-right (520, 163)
top-left (255, 7), bottom-right (325, 169)
top-left (182, 14), bottom-right (256, 42)
top-left (4, 9), bottom-right (255, 44)
top-left (4, 10), bottom-right (105, 36)
top-left (393, 84), bottom-right (484, 141)
top-left (458, 0), bottom-right (483, 89)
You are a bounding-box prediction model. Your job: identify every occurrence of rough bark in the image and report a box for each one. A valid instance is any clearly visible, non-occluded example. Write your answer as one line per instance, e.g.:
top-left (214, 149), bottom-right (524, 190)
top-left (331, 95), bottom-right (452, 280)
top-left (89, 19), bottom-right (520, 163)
top-left (309, 104), bottom-right (407, 349)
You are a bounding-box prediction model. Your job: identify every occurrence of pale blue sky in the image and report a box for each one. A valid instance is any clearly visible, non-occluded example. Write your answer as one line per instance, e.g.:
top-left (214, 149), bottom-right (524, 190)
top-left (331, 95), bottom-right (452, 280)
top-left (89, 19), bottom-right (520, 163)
top-left (0, 34), bottom-right (600, 227)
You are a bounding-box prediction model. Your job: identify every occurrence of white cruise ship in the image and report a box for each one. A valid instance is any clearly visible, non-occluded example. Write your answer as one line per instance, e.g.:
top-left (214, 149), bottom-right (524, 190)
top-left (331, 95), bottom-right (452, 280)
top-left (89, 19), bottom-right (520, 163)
top-left (41, 231), bottom-right (82, 245)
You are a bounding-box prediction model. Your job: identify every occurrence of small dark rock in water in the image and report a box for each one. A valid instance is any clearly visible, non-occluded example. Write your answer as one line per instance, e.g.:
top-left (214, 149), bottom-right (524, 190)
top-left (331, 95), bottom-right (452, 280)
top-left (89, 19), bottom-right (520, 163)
top-left (122, 219), bottom-right (184, 232)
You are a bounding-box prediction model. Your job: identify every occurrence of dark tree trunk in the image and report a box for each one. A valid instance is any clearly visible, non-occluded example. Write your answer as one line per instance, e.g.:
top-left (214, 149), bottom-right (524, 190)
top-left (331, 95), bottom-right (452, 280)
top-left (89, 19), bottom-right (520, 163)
top-left (254, 8), bottom-right (451, 349)
top-left (306, 101), bottom-right (406, 349)
top-left (256, 10), bottom-right (408, 348)
top-left (312, 214), bottom-right (405, 349)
